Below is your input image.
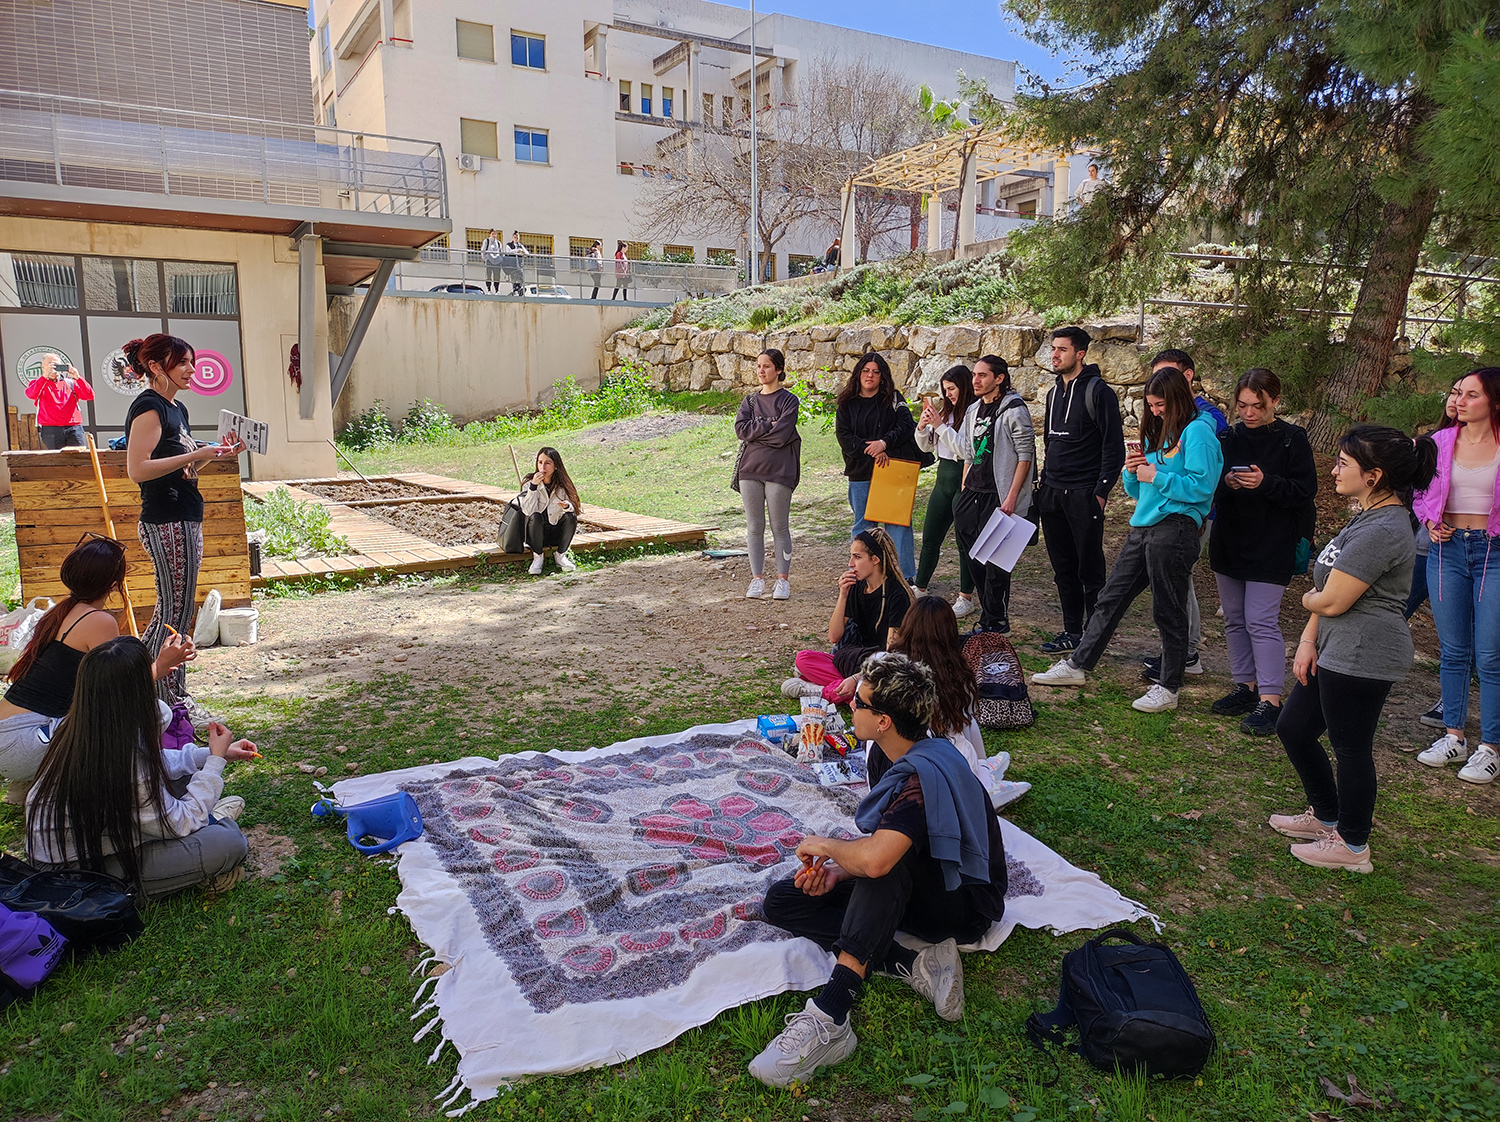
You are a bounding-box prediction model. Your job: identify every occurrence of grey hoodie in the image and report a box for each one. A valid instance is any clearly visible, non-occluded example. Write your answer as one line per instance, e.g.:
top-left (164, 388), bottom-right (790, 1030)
top-left (957, 391), bottom-right (1037, 518)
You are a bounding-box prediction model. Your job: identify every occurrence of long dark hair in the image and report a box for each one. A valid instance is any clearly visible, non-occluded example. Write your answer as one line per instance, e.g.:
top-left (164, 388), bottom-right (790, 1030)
top-left (122, 334), bottom-right (194, 389)
top-left (890, 596), bottom-right (979, 738)
top-left (528, 446), bottom-right (581, 514)
top-left (975, 354), bottom-right (1014, 399)
top-left (938, 365), bottom-right (975, 427)
top-left (26, 637), bottom-right (169, 890)
top-left (1141, 367), bottom-right (1199, 454)
top-left (1459, 367), bottom-right (1500, 442)
top-left (1337, 425), bottom-right (1439, 507)
top-left (1437, 379), bottom-right (1464, 433)
top-left (8, 537), bottom-right (126, 683)
top-left (837, 352), bottom-right (895, 409)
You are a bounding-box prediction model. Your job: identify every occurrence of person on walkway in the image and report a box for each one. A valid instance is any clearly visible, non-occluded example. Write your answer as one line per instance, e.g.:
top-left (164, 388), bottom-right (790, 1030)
top-left (26, 636), bottom-right (254, 897)
top-left (124, 334), bottom-right (244, 709)
top-left (824, 239), bottom-right (841, 269)
top-left (750, 653), bottom-right (1006, 1087)
top-left (612, 241), bottom-right (630, 300)
top-left (952, 356), bottom-right (1036, 634)
top-left (785, 528), bottom-right (912, 703)
top-left (835, 353), bottom-right (921, 581)
top-left (1207, 369), bottom-right (1318, 736)
top-left (1030, 368), bottom-right (1222, 712)
top-left (26, 352), bottom-right (95, 449)
top-left (587, 240), bottom-right (605, 299)
top-left (1412, 367), bottom-right (1500, 785)
top-left (1036, 327), bottom-right (1125, 654)
top-left (1270, 427), bottom-right (1438, 871)
top-left (504, 232), bottom-right (529, 295)
top-left (1409, 380), bottom-right (1465, 730)
top-left (735, 348), bottom-right (801, 601)
top-left (914, 366), bottom-right (977, 618)
top-left (888, 596), bottom-right (985, 771)
top-left (480, 229), bottom-right (504, 293)
top-left (520, 447), bottom-right (581, 575)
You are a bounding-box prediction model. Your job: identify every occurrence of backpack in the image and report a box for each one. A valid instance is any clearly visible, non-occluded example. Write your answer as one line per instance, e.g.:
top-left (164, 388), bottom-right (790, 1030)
top-left (961, 631), bottom-right (1034, 730)
top-left (0, 901), bottom-right (67, 1011)
top-left (1026, 929), bottom-right (1215, 1079)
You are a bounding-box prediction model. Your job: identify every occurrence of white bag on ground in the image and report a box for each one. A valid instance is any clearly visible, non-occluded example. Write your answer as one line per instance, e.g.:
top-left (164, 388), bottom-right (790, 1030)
top-left (3, 598), bottom-right (54, 652)
top-left (193, 589), bottom-right (222, 647)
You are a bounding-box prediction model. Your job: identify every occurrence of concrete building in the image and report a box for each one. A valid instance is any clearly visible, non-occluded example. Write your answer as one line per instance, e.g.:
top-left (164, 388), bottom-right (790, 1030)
top-left (310, 0), bottom-right (1042, 282)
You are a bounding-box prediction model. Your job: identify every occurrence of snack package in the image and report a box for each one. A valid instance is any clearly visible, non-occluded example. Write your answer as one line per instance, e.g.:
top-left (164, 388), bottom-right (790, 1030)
top-left (799, 696), bottom-right (829, 721)
top-left (756, 715), bottom-right (798, 749)
top-left (796, 717), bottom-right (825, 764)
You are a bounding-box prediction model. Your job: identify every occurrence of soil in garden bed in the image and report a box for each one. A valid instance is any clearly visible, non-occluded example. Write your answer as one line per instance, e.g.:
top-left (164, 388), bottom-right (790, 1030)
top-left (302, 480), bottom-right (450, 502)
top-left (358, 500), bottom-right (609, 547)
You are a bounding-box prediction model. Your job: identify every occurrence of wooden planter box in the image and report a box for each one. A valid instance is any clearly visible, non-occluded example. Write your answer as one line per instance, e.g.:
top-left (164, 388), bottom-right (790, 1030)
top-left (5, 450), bottom-right (251, 631)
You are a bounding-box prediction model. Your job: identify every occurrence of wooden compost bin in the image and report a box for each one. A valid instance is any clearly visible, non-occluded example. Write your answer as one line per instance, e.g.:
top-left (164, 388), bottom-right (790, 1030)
top-left (6, 451), bottom-right (250, 631)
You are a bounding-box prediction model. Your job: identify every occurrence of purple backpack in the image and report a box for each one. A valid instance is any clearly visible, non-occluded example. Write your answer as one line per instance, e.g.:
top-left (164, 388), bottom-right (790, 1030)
top-left (0, 901), bottom-right (66, 1009)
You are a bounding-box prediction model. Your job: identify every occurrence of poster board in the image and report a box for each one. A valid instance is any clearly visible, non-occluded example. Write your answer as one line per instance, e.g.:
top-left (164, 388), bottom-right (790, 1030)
top-left (863, 458), bottom-right (921, 527)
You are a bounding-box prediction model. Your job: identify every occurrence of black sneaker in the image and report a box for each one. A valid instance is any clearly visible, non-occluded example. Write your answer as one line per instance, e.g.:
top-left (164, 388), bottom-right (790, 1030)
top-left (1240, 700), bottom-right (1282, 737)
top-left (1141, 652), bottom-right (1202, 683)
top-left (1040, 631), bottom-right (1080, 654)
top-left (1418, 702), bottom-right (1445, 729)
top-left (1212, 683), bottom-right (1258, 716)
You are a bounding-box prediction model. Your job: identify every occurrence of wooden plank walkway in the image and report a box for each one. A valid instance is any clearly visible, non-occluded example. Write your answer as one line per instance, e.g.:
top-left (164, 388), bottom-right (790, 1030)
top-left (245, 472), bottom-right (714, 586)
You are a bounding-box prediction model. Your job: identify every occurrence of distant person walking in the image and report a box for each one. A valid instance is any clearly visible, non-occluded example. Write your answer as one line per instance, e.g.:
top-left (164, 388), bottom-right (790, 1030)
top-left (824, 238), bottom-right (841, 268)
top-left (914, 365), bottom-right (977, 617)
top-left (26, 353), bottom-right (94, 449)
top-left (835, 353), bottom-right (921, 582)
top-left (481, 229), bottom-right (504, 293)
top-left (612, 241), bottom-right (631, 300)
top-left (735, 349), bottom-right (801, 601)
top-left (587, 240), bottom-right (605, 299)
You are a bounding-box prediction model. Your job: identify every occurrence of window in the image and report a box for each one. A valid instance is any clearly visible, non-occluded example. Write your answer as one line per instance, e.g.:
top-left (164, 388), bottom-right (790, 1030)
top-left (788, 254), bottom-right (818, 278)
top-left (625, 242), bottom-right (649, 261)
top-left (318, 22), bottom-right (331, 75)
top-left (516, 233), bottom-right (553, 256)
top-left (640, 83), bottom-right (653, 116)
top-left (740, 98), bottom-right (750, 120)
top-left (707, 248), bottom-right (736, 267)
top-left (662, 245), bottom-right (694, 263)
top-left (514, 128), bottom-right (549, 164)
top-left (82, 257), bottom-right (160, 312)
top-left (465, 229), bottom-right (494, 253)
top-left (702, 93), bottom-right (714, 126)
top-left (9, 253), bottom-right (79, 308)
top-left (569, 237), bottom-right (599, 260)
top-left (460, 118), bottom-right (498, 159)
top-left (456, 20), bottom-right (494, 63)
top-left (322, 98), bottom-right (336, 128)
top-left (1017, 200), bottom-right (1037, 217)
top-left (165, 262), bottom-right (238, 315)
top-left (662, 87), bottom-right (674, 119)
top-left (619, 80), bottom-right (631, 113)
top-left (722, 95), bottom-right (734, 125)
top-left (511, 31), bottom-right (545, 70)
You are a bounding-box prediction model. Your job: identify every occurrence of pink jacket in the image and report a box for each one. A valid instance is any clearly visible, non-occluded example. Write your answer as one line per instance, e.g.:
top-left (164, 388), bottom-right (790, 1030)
top-left (1413, 425), bottom-right (1500, 536)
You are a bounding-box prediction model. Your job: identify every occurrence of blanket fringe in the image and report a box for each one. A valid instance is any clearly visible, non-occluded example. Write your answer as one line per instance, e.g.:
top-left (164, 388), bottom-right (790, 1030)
top-left (413, 1012), bottom-right (442, 1043)
top-left (412, 974), bottom-right (441, 1004)
top-left (437, 1073), bottom-right (464, 1105)
top-left (411, 955), bottom-right (436, 978)
top-left (411, 999), bottom-right (438, 1023)
top-left (427, 1032), bottom-right (449, 1064)
top-left (445, 1099), bottom-right (481, 1118)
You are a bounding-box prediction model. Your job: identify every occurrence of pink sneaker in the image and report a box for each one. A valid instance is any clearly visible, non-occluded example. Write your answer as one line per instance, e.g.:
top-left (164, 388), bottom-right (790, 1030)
top-left (1289, 833), bottom-right (1373, 874)
top-left (1267, 808), bottom-right (1336, 841)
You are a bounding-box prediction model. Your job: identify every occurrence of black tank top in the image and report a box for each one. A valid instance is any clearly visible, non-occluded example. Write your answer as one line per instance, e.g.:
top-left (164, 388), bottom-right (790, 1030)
top-left (4, 610), bottom-right (111, 719)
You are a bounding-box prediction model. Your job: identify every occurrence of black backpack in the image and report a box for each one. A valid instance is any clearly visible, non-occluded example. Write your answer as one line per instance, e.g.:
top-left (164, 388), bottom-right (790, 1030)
top-left (1026, 929), bottom-right (1215, 1079)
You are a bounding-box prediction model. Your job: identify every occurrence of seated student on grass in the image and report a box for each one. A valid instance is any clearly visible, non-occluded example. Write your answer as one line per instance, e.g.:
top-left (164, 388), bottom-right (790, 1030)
top-left (519, 446), bottom-right (582, 575)
top-left (750, 653), bottom-right (1007, 1088)
top-left (0, 536), bottom-right (193, 804)
top-left (784, 527), bottom-right (912, 703)
top-left (26, 636), bottom-right (254, 898)
top-left (887, 595), bottom-right (985, 772)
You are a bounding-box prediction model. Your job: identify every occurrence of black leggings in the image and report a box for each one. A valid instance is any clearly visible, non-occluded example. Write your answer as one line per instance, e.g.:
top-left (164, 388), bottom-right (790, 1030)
top-left (1275, 666), bottom-right (1394, 848)
top-left (524, 511), bottom-right (576, 554)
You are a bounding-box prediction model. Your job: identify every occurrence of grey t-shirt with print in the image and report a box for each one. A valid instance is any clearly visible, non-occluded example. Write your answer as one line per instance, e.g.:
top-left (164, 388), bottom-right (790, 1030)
top-left (1312, 504), bottom-right (1416, 681)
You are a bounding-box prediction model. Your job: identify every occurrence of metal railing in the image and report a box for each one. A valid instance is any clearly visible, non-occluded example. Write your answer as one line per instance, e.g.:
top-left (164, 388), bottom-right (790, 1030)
top-left (0, 89), bottom-right (447, 219)
top-left (392, 251), bottom-right (739, 302)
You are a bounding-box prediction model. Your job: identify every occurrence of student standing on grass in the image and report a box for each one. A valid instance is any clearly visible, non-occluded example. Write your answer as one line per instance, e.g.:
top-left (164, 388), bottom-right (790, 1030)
top-left (25, 352), bottom-right (94, 449)
top-left (26, 637), bottom-right (254, 897)
top-left (952, 356), bottom-right (1035, 635)
top-left (1207, 369), bottom-right (1318, 737)
top-left (835, 353), bottom-right (921, 582)
top-left (520, 447), bottom-right (581, 575)
top-left (1030, 369), bottom-right (1222, 713)
top-left (914, 366), bottom-right (977, 618)
top-left (735, 348), bottom-right (801, 601)
top-left (1270, 427), bottom-right (1438, 872)
top-left (1036, 327), bottom-right (1125, 654)
top-left (1411, 368), bottom-right (1500, 785)
top-left (124, 334), bottom-right (245, 709)
top-left (1409, 380), bottom-right (1465, 730)
top-left (750, 653), bottom-right (1006, 1088)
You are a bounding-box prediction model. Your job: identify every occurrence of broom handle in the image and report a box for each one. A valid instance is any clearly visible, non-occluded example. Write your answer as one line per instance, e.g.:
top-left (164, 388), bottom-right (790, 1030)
top-left (86, 436), bottom-right (139, 637)
top-left (508, 444), bottom-right (524, 488)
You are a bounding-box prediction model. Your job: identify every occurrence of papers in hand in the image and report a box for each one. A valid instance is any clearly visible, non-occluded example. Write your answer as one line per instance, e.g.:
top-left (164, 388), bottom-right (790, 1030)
top-left (967, 508), bottom-right (1035, 572)
top-left (217, 409), bottom-right (269, 455)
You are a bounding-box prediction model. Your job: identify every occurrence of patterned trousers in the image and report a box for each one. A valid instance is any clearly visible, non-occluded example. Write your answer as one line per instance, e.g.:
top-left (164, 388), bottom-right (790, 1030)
top-left (138, 520), bottom-right (203, 705)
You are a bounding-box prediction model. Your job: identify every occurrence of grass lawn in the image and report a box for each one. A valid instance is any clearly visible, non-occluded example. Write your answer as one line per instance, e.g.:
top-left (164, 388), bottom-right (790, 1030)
top-left (1, 404), bottom-right (1497, 1122)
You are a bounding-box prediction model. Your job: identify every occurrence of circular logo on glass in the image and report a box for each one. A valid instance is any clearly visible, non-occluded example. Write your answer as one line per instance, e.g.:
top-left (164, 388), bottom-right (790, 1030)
top-left (15, 345), bottom-right (77, 392)
top-left (100, 347), bottom-right (149, 397)
top-left (190, 349), bottom-right (233, 396)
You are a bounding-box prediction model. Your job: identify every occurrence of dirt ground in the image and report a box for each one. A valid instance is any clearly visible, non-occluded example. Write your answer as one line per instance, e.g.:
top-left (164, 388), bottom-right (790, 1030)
top-left (575, 413), bottom-right (716, 446)
top-left (301, 480), bottom-right (446, 501)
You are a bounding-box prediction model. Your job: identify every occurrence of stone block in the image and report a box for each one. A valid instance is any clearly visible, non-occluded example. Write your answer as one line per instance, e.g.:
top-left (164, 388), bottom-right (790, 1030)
top-left (765, 331), bottom-right (790, 352)
top-left (741, 357), bottom-right (762, 385)
top-left (637, 330), bottom-right (659, 350)
top-left (709, 379), bottom-right (735, 393)
top-left (669, 340), bottom-right (691, 363)
top-left (1089, 320), bottom-right (1140, 343)
top-left (810, 324), bottom-right (841, 342)
top-left (810, 341), bottom-right (838, 370)
top-left (733, 332), bottom-right (764, 358)
top-left (690, 331), bottom-right (713, 356)
top-left (690, 358), bottom-right (715, 391)
top-left (614, 338), bottom-right (638, 362)
top-left (889, 327), bottom-right (908, 351)
top-left (886, 350), bottom-right (915, 389)
top-left (935, 325), bottom-right (981, 357)
top-left (714, 352), bottom-right (740, 382)
top-left (984, 325), bottom-right (1044, 367)
top-left (908, 325), bottom-right (938, 357)
top-left (1012, 364), bottom-right (1049, 402)
top-left (667, 361), bottom-right (691, 390)
top-left (785, 350), bottom-right (814, 380)
top-left (1091, 342), bottom-right (1147, 385)
top-left (912, 353), bottom-right (954, 396)
top-left (712, 330), bottom-right (735, 353)
top-left (786, 333), bottom-right (812, 351)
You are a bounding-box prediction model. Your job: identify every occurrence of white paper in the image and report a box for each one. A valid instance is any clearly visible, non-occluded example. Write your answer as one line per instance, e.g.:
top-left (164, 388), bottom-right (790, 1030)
top-left (968, 510), bottom-right (1035, 572)
top-left (217, 409), bottom-right (269, 455)
top-left (966, 508), bottom-right (1012, 565)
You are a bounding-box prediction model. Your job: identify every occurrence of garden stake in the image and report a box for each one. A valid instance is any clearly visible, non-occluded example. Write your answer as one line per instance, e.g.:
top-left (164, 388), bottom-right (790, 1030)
top-left (329, 439), bottom-right (372, 485)
top-left (86, 435), bottom-right (139, 637)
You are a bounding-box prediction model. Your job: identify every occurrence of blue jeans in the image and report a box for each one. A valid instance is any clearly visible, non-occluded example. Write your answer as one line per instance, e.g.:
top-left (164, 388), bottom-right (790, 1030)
top-left (1428, 530), bottom-right (1500, 744)
top-left (848, 479), bottom-right (915, 581)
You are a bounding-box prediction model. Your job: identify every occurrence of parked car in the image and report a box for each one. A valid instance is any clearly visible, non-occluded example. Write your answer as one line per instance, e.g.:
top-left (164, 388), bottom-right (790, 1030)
top-left (523, 284), bottom-right (572, 300)
top-left (429, 283), bottom-right (486, 294)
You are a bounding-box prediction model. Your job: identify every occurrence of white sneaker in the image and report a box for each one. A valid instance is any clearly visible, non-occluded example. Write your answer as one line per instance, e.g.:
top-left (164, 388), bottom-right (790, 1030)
top-left (772, 578), bottom-right (791, 601)
top-left (746, 577), bottom-right (766, 599)
top-left (528, 553), bottom-right (545, 575)
top-left (1131, 684), bottom-right (1179, 713)
top-left (896, 938), bottom-right (964, 1022)
top-left (781, 677), bottom-right (825, 699)
top-left (555, 551), bottom-right (577, 573)
top-left (1457, 744), bottom-right (1499, 784)
top-left (1417, 733), bottom-right (1468, 768)
top-left (747, 998), bottom-right (858, 1088)
top-left (212, 796), bottom-right (246, 822)
top-left (951, 595), bottom-right (974, 619)
top-left (1030, 659), bottom-right (1085, 687)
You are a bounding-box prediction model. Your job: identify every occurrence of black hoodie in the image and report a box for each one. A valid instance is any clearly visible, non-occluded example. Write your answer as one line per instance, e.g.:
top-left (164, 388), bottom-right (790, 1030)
top-left (1039, 363), bottom-right (1125, 499)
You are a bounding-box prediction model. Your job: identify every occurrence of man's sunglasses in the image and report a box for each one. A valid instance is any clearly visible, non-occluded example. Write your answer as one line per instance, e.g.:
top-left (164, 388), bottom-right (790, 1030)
top-left (849, 691), bottom-right (885, 716)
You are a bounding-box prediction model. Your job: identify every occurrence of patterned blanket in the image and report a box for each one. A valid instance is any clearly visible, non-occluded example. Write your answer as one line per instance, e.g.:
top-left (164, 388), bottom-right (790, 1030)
top-left (332, 720), bottom-right (1156, 1114)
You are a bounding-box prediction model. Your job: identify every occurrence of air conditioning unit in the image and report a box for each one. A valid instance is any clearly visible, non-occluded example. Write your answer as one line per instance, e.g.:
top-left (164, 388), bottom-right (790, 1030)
top-left (458, 153), bottom-right (482, 172)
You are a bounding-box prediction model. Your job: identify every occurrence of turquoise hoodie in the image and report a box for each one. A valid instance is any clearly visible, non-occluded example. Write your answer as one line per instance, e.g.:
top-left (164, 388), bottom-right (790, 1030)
top-left (1122, 409), bottom-right (1223, 528)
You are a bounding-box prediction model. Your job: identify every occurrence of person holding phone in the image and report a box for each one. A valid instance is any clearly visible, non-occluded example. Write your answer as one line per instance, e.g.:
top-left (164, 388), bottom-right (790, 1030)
top-left (913, 366), bottom-right (976, 616)
top-left (25, 353), bottom-right (95, 449)
top-left (1207, 369), bottom-right (1318, 735)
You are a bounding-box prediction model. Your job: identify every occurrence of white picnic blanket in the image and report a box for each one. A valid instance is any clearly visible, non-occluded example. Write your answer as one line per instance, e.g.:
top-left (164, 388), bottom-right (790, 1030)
top-left (332, 720), bottom-right (1157, 1114)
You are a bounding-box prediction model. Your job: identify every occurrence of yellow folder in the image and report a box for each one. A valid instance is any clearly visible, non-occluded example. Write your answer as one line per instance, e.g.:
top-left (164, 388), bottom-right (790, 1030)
top-left (864, 458), bottom-right (921, 527)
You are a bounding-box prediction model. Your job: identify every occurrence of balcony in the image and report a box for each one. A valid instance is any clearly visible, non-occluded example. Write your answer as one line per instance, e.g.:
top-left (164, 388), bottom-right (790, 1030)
top-left (388, 251), bottom-right (739, 304)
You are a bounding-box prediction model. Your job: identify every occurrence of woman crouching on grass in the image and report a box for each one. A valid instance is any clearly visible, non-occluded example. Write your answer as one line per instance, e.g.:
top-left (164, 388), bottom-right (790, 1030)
top-left (520, 446), bottom-right (582, 575)
top-left (26, 636), bottom-right (255, 897)
top-left (783, 527), bottom-right (912, 704)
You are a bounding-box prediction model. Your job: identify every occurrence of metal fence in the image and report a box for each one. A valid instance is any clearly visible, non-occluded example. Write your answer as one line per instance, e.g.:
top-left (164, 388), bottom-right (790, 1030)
top-left (393, 251), bottom-right (739, 303)
top-left (0, 89), bottom-right (447, 219)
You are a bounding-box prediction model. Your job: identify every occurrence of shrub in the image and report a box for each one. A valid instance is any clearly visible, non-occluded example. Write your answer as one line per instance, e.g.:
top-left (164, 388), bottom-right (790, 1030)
top-left (747, 305), bottom-right (777, 329)
top-left (339, 402), bottom-right (395, 451)
top-left (398, 399), bottom-right (457, 444)
top-left (246, 487), bottom-right (350, 558)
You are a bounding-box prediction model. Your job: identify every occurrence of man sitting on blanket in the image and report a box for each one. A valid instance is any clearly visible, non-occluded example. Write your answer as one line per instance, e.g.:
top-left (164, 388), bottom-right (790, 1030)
top-left (750, 652), bottom-right (1008, 1087)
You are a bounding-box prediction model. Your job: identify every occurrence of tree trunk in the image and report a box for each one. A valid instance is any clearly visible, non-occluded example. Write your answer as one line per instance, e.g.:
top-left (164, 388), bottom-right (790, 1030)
top-left (1306, 183), bottom-right (1440, 452)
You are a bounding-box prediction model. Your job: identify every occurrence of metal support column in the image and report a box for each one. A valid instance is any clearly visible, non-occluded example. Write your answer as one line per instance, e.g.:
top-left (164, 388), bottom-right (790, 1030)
top-left (328, 259), bottom-right (393, 406)
top-left (297, 230), bottom-right (321, 419)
